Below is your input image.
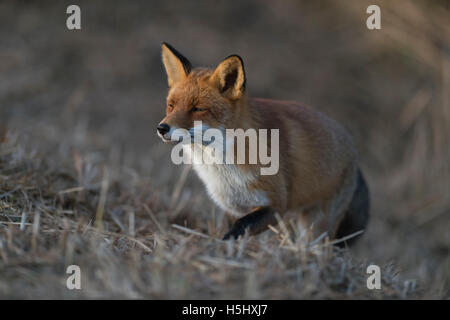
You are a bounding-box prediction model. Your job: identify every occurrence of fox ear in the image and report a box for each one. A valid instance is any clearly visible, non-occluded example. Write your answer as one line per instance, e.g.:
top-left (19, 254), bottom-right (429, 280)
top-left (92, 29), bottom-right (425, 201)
top-left (211, 55), bottom-right (246, 100)
top-left (161, 42), bottom-right (192, 87)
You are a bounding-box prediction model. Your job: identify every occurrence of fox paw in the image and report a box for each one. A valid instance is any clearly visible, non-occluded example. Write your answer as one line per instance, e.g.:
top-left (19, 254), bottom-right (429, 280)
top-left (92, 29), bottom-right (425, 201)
top-left (222, 225), bottom-right (246, 240)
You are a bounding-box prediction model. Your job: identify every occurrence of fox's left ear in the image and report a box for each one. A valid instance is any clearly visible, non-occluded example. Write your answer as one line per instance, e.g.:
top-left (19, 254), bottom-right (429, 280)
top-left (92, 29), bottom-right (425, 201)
top-left (211, 55), bottom-right (246, 100)
top-left (161, 42), bottom-right (192, 87)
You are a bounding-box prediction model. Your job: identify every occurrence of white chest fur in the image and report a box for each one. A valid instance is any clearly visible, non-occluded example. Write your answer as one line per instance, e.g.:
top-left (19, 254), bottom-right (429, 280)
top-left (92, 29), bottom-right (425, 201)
top-left (183, 144), bottom-right (269, 216)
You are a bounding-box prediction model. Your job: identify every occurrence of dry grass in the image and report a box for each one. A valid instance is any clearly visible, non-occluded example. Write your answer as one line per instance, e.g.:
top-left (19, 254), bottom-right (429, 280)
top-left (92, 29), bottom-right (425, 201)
top-left (0, 0), bottom-right (449, 299)
top-left (0, 136), bottom-right (411, 299)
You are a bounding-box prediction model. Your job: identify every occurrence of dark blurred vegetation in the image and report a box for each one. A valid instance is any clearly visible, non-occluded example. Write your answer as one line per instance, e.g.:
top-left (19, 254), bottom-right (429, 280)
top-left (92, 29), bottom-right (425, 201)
top-left (0, 0), bottom-right (449, 298)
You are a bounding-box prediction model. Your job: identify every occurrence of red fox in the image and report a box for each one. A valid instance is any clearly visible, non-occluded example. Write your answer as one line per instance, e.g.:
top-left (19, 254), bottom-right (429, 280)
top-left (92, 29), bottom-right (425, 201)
top-left (157, 42), bottom-right (369, 246)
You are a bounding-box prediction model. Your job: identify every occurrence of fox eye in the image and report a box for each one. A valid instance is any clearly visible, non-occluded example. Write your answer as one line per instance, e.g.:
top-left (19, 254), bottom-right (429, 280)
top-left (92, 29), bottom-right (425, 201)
top-left (167, 103), bottom-right (174, 110)
top-left (192, 106), bottom-right (207, 112)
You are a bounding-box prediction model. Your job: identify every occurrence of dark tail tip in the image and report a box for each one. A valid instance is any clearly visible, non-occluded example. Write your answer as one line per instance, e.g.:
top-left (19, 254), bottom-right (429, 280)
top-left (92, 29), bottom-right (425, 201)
top-left (335, 169), bottom-right (370, 248)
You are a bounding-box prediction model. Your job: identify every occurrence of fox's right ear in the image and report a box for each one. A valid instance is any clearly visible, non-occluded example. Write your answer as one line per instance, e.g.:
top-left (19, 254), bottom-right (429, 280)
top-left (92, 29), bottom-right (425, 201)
top-left (210, 55), bottom-right (246, 100)
top-left (161, 42), bottom-right (192, 87)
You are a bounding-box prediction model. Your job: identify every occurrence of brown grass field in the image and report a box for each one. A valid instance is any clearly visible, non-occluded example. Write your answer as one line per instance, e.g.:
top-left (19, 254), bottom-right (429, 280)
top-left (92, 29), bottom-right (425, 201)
top-left (0, 0), bottom-right (449, 299)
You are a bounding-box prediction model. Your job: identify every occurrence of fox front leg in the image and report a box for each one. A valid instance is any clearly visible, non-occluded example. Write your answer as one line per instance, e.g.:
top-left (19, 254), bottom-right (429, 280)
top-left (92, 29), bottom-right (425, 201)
top-left (223, 207), bottom-right (277, 240)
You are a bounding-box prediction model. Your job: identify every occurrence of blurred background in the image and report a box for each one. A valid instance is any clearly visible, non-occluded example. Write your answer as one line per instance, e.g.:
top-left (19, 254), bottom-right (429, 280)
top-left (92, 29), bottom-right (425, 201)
top-left (0, 0), bottom-right (449, 298)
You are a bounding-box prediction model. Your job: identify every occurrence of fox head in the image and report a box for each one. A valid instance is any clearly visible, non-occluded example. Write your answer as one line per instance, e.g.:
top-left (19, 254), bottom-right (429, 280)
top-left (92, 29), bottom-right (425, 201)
top-left (157, 42), bottom-right (247, 143)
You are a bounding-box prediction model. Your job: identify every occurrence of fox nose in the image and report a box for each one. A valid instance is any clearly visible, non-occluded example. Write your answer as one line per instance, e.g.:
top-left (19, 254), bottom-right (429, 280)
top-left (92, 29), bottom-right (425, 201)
top-left (157, 123), bottom-right (170, 135)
